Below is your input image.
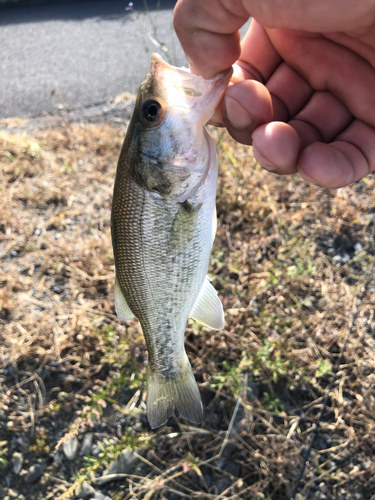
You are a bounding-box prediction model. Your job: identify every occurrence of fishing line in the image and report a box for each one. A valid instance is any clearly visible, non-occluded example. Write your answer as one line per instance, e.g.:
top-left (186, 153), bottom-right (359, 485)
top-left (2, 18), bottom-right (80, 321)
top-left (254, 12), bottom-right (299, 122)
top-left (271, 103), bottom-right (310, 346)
top-left (291, 255), bottom-right (375, 500)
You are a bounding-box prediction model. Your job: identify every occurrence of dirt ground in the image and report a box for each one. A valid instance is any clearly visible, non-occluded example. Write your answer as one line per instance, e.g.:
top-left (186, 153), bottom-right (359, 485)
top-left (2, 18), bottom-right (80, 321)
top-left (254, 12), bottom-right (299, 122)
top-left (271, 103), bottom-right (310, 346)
top-left (0, 111), bottom-right (375, 500)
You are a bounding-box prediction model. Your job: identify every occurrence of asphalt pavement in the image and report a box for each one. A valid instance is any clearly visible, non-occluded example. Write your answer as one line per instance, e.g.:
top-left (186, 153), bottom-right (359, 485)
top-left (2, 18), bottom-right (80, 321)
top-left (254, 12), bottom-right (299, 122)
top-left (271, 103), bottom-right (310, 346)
top-left (0, 0), bottom-right (186, 118)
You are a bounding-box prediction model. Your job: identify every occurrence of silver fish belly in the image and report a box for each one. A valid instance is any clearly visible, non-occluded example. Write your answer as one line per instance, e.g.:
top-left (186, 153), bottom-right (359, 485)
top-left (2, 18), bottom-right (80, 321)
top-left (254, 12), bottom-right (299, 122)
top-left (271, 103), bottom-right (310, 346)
top-left (111, 54), bottom-right (231, 428)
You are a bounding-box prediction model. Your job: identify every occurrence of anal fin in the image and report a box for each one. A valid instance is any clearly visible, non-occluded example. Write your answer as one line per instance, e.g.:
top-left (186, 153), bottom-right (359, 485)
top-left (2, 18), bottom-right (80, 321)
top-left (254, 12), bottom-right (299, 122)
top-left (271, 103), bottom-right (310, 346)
top-left (114, 277), bottom-right (134, 322)
top-left (189, 276), bottom-right (224, 330)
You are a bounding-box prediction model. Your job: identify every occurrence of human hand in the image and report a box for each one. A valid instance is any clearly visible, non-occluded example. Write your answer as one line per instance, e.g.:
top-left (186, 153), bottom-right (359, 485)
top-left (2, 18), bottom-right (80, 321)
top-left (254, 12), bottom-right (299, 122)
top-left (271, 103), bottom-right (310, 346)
top-left (173, 0), bottom-right (375, 188)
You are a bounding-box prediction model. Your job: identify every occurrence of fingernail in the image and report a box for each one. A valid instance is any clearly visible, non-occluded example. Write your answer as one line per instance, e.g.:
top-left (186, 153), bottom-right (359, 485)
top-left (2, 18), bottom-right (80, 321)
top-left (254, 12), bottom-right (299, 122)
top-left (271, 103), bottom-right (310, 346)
top-left (252, 144), bottom-right (279, 172)
top-left (299, 169), bottom-right (321, 186)
top-left (207, 119), bottom-right (225, 127)
top-left (262, 164), bottom-right (279, 173)
top-left (224, 96), bottom-right (253, 129)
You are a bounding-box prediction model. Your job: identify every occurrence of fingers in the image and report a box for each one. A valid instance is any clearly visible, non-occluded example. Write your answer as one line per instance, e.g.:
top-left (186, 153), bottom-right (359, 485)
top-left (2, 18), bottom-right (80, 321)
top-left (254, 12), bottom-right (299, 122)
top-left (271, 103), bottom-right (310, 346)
top-left (223, 24), bottom-right (375, 140)
top-left (252, 122), bottom-right (301, 174)
top-left (266, 63), bottom-right (314, 122)
top-left (209, 20), bottom-right (281, 126)
top-left (174, 0), bottom-right (375, 189)
top-left (222, 80), bottom-right (273, 145)
top-left (236, 20), bottom-right (282, 82)
top-left (173, 0), bottom-right (249, 79)
top-left (243, 0), bottom-right (375, 32)
top-left (251, 120), bottom-right (375, 188)
top-left (299, 120), bottom-right (375, 188)
top-left (221, 60), bottom-right (316, 141)
top-left (290, 91), bottom-right (353, 146)
top-left (267, 29), bottom-right (375, 128)
top-left (251, 92), bottom-right (355, 177)
top-left (222, 65), bottom-right (353, 151)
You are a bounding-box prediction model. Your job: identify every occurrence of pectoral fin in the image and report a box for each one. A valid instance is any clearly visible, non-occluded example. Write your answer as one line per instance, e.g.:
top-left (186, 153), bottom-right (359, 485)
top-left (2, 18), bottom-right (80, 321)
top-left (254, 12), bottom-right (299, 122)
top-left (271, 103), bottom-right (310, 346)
top-left (114, 278), bottom-right (134, 321)
top-left (189, 276), bottom-right (225, 330)
top-left (212, 205), bottom-right (217, 246)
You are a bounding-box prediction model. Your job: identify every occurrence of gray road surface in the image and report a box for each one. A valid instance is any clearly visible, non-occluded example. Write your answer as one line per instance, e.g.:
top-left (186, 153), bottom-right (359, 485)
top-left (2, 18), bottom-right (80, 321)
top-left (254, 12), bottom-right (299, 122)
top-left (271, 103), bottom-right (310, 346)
top-left (0, 0), bottom-right (186, 118)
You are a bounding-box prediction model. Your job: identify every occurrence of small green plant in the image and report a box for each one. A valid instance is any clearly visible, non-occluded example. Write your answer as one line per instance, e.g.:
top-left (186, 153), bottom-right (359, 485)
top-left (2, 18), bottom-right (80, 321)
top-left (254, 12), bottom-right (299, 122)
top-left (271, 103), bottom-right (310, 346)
top-left (252, 340), bottom-right (291, 383)
top-left (315, 359), bottom-right (332, 379)
top-left (262, 392), bottom-right (285, 413)
top-left (61, 164), bottom-right (78, 173)
top-left (286, 259), bottom-right (316, 278)
top-left (96, 326), bottom-right (146, 388)
top-left (57, 430), bottom-right (151, 500)
top-left (209, 360), bottom-right (244, 397)
top-left (29, 429), bottom-right (50, 456)
top-left (55, 364), bottom-right (145, 458)
top-left (0, 442), bottom-right (8, 468)
top-left (182, 453), bottom-right (202, 475)
top-left (210, 246), bottom-right (225, 266)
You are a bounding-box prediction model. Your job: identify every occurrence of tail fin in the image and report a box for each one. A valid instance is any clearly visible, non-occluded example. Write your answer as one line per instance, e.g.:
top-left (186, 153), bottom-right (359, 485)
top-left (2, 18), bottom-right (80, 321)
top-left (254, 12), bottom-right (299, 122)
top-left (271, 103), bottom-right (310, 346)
top-left (146, 353), bottom-right (203, 429)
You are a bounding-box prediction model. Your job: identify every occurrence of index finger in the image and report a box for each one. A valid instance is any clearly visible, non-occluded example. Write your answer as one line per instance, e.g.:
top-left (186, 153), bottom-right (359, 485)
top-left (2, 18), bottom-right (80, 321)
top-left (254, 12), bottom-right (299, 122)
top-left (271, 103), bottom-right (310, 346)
top-left (173, 0), bottom-right (248, 78)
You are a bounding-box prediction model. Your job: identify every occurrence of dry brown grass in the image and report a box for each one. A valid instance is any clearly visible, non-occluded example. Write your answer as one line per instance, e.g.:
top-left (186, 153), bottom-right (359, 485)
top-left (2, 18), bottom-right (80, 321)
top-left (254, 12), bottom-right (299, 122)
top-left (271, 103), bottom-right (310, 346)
top-left (0, 122), bottom-right (374, 499)
top-left (0, 125), bottom-right (123, 369)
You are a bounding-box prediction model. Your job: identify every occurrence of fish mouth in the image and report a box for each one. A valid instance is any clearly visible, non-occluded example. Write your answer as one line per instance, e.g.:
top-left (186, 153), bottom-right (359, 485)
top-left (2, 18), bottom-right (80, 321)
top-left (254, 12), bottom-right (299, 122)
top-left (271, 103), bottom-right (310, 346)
top-left (150, 53), bottom-right (233, 109)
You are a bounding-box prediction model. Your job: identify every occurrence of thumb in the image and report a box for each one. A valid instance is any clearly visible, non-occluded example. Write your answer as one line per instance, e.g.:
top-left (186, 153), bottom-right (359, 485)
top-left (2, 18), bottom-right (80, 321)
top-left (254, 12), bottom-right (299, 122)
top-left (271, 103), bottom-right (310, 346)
top-left (173, 0), bottom-right (249, 79)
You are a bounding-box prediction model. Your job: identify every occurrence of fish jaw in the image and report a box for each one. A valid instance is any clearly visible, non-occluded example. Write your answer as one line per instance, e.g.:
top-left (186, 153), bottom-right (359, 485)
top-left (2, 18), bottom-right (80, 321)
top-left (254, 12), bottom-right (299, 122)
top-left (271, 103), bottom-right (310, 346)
top-left (149, 52), bottom-right (232, 131)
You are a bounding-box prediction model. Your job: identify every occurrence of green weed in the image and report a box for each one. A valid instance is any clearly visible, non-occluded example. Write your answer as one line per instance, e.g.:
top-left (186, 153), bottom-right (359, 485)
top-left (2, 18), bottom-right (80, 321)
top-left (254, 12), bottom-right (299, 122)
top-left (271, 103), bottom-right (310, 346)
top-left (209, 360), bottom-right (249, 397)
top-left (262, 392), bottom-right (285, 413)
top-left (29, 429), bottom-right (50, 457)
top-left (315, 359), bottom-right (332, 379)
top-left (252, 340), bottom-right (293, 383)
top-left (58, 429), bottom-right (151, 500)
top-left (61, 164), bottom-right (78, 173)
top-left (96, 326), bottom-right (146, 388)
top-left (286, 259), bottom-right (317, 278)
top-left (0, 442), bottom-right (8, 468)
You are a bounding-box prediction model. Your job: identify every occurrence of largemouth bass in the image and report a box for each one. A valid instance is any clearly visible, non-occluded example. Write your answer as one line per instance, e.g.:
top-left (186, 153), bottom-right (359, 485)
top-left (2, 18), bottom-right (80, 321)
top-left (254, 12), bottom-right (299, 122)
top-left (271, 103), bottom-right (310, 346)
top-left (111, 54), bottom-right (232, 428)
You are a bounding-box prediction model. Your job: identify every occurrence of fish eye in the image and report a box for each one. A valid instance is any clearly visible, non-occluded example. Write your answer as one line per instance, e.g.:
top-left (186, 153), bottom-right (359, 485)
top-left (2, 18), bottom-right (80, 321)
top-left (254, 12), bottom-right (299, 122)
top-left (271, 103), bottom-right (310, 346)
top-left (141, 99), bottom-right (163, 125)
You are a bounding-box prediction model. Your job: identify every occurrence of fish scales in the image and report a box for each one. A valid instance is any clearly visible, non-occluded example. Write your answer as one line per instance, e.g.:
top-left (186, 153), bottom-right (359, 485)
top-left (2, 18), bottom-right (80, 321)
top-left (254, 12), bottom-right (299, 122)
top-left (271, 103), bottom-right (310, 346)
top-left (111, 54), bottom-right (231, 428)
top-left (113, 173), bottom-right (211, 372)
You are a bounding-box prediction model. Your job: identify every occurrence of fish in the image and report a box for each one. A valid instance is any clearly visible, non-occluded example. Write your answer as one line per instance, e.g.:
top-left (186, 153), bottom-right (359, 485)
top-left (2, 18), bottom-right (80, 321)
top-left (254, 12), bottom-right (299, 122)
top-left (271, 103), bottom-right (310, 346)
top-left (111, 53), bottom-right (232, 428)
